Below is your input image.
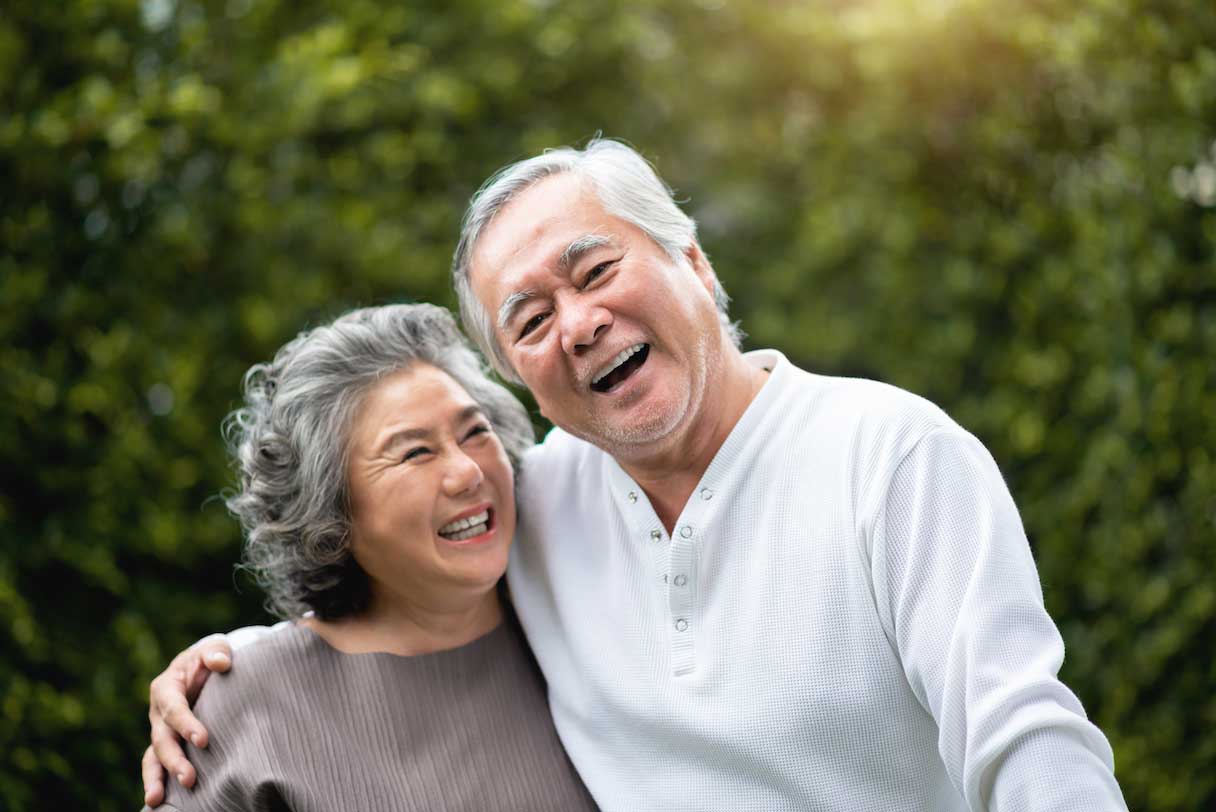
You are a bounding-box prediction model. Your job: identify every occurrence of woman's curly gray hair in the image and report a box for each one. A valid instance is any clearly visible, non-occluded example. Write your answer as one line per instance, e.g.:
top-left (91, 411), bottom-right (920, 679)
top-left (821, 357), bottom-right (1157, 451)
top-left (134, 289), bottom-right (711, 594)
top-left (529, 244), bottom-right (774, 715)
top-left (223, 303), bottom-right (535, 620)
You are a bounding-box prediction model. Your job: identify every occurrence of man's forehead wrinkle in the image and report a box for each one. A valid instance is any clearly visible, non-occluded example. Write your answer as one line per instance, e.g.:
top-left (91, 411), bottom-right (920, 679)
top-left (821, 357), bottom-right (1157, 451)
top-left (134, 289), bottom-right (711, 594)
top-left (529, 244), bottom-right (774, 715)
top-left (472, 208), bottom-right (560, 286)
top-left (480, 175), bottom-right (601, 272)
top-left (475, 178), bottom-right (616, 328)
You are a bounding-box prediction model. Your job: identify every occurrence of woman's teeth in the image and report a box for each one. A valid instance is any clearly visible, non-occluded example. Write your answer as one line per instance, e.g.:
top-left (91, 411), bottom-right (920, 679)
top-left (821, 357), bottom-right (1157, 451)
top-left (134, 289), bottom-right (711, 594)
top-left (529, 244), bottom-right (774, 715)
top-left (438, 510), bottom-right (490, 541)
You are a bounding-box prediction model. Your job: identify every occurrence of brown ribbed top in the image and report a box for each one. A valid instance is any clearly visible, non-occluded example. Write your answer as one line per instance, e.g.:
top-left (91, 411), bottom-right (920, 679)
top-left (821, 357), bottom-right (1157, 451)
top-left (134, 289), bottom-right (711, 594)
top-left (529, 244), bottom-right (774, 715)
top-left (153, 614), bottom-right (598, 811)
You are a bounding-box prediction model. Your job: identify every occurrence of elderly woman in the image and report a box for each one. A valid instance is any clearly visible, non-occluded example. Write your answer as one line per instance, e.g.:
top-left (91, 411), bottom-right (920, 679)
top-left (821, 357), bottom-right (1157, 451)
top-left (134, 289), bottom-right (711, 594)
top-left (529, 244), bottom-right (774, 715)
top-left (147, 303), bottom-right (596, 811)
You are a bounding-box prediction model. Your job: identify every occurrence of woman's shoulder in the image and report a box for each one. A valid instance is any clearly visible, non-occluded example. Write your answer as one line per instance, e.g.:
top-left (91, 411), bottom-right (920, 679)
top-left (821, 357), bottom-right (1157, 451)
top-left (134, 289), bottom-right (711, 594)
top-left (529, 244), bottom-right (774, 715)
top-left (192, 623), bottom-right (320, 722)
top-left (156, 624), bottom-right (318, 811)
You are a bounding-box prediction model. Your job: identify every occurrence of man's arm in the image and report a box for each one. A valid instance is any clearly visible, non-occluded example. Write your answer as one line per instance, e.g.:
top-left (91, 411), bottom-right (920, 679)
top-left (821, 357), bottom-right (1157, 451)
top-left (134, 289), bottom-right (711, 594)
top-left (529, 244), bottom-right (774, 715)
top-left (870, 427), bottom-right (1126, 811)
top-left (142, 626), bottom-right (281, 807)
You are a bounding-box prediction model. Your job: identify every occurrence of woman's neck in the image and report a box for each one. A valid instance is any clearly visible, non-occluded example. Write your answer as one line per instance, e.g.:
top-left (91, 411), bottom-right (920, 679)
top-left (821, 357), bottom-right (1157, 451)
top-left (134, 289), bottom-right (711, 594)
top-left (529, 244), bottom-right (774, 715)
top-left (302, 585), bottom-right (503, 656)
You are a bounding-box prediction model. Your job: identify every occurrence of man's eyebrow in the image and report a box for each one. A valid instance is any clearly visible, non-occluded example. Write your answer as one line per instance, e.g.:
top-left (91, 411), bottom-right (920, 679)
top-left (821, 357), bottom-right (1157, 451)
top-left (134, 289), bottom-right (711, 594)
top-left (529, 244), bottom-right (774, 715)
top-left (558, 233), bottom-right (615, 273)
top-left (497, 289), bottom-right (535, 333)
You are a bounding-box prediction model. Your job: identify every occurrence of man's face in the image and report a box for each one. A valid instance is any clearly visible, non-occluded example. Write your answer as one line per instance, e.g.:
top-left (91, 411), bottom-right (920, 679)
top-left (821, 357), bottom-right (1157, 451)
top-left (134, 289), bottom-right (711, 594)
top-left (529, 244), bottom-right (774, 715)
top-left (468, 173), bottom-right (725, 457)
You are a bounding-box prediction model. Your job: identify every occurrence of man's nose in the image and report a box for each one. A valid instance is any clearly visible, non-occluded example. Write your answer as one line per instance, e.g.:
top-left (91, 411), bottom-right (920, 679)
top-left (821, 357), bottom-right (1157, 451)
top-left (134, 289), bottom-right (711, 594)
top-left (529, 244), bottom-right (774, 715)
top-left (557, 292), bottom-right (612, 355)
top-left (443, 448), bottom-right (485, 495)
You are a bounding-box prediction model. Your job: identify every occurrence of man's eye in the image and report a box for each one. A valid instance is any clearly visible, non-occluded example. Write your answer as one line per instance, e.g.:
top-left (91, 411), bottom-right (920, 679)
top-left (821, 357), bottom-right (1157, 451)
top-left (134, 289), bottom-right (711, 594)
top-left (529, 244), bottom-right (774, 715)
top-left (582, 261), bottom-right (612, 288)
top-left (519, 312), bottom-right (548, 338)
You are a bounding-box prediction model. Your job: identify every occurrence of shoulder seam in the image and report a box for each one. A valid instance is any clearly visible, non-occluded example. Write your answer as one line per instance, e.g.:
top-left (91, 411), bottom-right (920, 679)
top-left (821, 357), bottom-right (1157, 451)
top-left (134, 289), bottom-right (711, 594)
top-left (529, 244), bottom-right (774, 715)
top-left (862, 425), bottom-right (969, 645)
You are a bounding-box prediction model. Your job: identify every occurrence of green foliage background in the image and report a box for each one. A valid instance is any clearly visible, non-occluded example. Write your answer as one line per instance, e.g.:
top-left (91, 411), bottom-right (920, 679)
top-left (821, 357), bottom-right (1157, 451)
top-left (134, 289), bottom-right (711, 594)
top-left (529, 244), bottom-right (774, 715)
top-left (3, 0), bottom-right (1213, 808)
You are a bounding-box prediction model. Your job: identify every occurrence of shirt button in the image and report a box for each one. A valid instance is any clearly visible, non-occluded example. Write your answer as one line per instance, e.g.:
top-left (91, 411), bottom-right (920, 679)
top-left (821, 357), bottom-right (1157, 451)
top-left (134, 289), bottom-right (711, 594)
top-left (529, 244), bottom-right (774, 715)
top-left (673, 574), bottom-right (687, 587)
top-left (650, 529), bottom-right (662, 542)
top-left (700, 488), bottom-right (713, 501)
top-left (679, 525), bottom-right (693, 539)
top-left (674, 618), bottom-right (689, 632)
top-left (627, 491), bottom-right (638, 503)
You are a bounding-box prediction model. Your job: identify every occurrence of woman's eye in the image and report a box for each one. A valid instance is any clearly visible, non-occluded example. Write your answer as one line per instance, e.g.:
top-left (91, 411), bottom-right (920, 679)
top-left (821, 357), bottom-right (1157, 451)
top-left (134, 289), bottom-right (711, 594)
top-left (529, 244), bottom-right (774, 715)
top-left (519, 312), bottom-right (548, 338)
top-left (464, 424), bottom-right (492, 441)
top-left (402, 446), bottom-right (431, 462)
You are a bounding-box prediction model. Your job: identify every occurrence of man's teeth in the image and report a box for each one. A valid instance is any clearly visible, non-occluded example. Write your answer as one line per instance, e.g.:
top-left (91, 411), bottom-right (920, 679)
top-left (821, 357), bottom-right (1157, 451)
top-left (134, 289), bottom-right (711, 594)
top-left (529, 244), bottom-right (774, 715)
top-left (438, 510), bottom-right (490, 540)
top-left (592, 344), bottom-right (646, 386)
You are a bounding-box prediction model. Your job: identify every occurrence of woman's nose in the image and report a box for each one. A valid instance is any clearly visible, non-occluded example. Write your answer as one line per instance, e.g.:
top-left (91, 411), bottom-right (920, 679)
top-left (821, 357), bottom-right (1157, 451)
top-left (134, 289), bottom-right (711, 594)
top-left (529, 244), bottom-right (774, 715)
top-left (443, 448), bottom-right (484, 495)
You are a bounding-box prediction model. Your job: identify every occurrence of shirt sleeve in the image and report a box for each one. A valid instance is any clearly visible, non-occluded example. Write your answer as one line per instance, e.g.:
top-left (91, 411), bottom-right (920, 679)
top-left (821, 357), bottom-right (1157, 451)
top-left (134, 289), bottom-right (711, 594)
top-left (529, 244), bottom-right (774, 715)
top-left (870, 427), bottom-right (1127, 811)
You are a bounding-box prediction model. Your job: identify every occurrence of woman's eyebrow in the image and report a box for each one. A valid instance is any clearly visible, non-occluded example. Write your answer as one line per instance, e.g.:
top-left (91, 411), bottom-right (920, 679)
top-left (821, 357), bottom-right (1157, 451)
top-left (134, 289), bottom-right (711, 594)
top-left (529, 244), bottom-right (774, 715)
top-left (375, 406), bottom-right (486, 455)
top-left (455, 404), bottom-right (486, 424)
top-left (375, 426), bottom-right (431, 456)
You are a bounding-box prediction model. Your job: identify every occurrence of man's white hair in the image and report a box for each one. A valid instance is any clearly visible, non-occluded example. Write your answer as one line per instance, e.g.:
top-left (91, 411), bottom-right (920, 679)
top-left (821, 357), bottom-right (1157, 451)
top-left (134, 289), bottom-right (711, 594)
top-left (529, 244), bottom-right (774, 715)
top-left (451, 137), bottom-right (742, 383)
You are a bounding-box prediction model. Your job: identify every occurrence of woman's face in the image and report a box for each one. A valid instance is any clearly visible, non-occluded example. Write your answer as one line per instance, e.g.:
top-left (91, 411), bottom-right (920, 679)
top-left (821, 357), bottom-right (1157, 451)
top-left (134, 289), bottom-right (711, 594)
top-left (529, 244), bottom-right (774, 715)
top-left (344, 363), bottom-right (517, 608)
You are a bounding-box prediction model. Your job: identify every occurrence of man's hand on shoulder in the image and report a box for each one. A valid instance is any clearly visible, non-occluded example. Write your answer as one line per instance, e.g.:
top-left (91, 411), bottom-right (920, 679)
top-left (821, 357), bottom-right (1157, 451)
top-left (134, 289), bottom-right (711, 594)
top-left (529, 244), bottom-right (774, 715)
top-left (142, 636), bottom-right (233, 807)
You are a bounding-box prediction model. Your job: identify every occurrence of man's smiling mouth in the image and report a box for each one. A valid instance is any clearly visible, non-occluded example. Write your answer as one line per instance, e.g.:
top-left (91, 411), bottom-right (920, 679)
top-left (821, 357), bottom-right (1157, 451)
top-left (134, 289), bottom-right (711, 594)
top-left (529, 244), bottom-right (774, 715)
top-left (591, 344), bottom-right (650, 393)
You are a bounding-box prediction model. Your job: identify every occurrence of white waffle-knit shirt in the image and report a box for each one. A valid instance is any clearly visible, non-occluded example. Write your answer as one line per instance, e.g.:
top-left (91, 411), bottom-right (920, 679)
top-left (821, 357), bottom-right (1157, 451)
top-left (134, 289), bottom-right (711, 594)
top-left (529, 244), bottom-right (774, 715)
top-left (506, 349), bottom-right (1127, 811)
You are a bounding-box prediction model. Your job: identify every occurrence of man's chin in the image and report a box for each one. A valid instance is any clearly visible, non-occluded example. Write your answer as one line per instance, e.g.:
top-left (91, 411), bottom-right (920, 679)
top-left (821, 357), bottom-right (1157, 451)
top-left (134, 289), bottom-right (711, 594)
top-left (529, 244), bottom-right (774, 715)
top-left (576, 397), bottom-right (690, 457)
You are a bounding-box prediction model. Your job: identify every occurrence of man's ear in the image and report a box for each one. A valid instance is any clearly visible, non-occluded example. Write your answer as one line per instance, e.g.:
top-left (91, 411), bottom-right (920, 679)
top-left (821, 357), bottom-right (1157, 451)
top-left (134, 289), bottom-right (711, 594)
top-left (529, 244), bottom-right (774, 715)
top-left (683, 241), bottom-right (718, 299)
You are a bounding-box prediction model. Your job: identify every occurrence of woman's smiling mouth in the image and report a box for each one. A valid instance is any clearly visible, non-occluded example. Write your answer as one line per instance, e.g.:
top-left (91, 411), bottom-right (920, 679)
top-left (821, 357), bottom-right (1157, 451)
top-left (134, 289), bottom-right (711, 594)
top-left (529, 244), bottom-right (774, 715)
top-left (438, 508), bottom-right (492, 541)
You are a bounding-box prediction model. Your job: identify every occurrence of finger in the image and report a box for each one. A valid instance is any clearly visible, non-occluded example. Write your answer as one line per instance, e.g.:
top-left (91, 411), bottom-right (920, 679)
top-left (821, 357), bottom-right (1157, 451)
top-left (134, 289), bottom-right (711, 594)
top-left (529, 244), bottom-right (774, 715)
top-left (150, 649), bottom-right (198, 716)
top-left (142, 746), bottom-right (165, 807)
top-left (162, 695), bottom-right (209, 750)
top-left (196, 638), bottom-right (233, 675)
top-left (151, 716), bottom-right (197, 789)
top-left (151, 651), bottom-right (209, 747)
top-left (186, 656), bottom-right (214, 703)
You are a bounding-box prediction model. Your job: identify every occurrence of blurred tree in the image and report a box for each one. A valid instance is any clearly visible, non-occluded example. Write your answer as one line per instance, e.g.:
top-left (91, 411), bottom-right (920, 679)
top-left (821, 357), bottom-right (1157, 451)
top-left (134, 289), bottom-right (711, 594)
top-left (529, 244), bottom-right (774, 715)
top-left (2, 0), bottom-right (1212, 808)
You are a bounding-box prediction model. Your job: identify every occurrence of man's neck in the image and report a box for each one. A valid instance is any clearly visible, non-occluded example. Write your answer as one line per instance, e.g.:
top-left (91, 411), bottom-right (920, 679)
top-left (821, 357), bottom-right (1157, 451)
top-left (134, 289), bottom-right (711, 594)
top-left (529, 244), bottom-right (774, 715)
top-left (618, 348), bottom-right (768, 532)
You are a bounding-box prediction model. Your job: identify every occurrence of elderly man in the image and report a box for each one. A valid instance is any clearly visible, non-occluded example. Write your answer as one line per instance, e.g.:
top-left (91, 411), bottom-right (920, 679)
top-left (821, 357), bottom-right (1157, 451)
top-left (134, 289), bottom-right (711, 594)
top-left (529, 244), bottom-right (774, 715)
top-left (143, 139), bottom-right (1127, 810)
